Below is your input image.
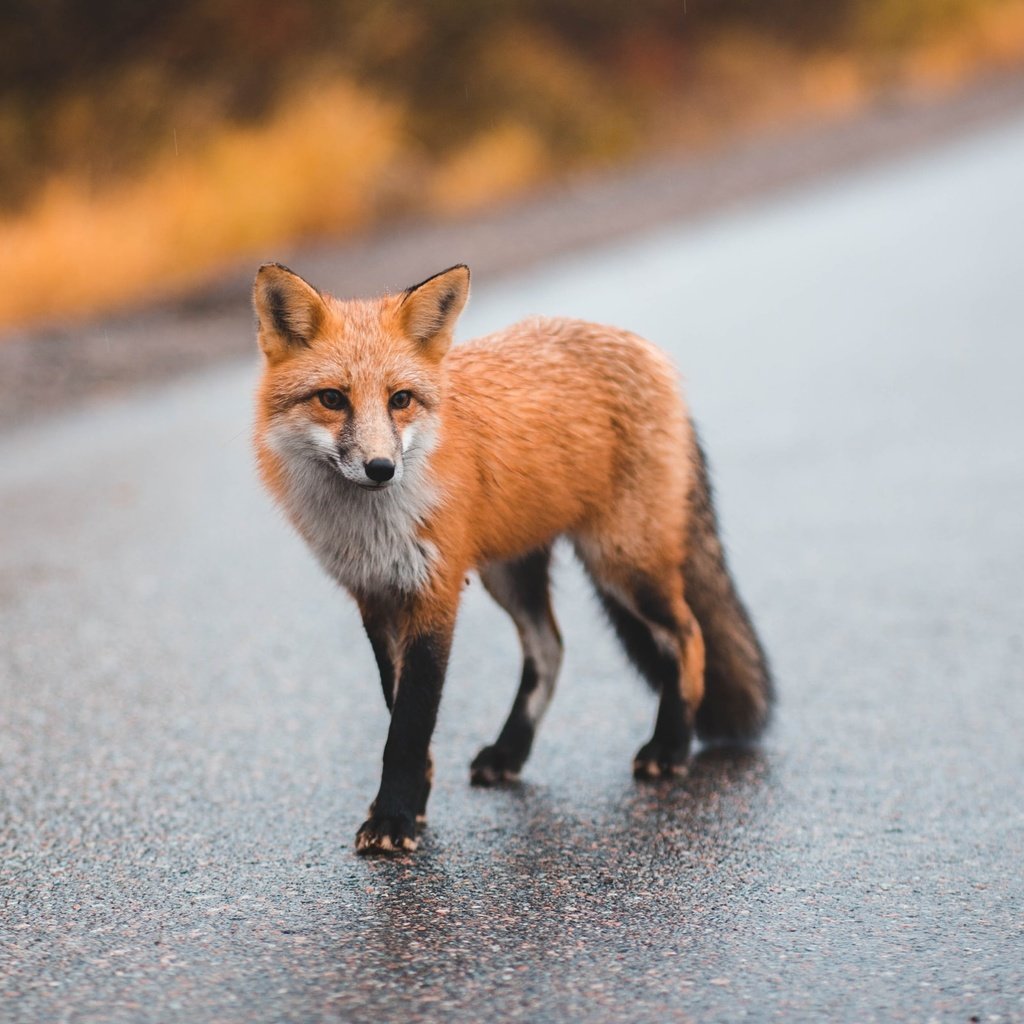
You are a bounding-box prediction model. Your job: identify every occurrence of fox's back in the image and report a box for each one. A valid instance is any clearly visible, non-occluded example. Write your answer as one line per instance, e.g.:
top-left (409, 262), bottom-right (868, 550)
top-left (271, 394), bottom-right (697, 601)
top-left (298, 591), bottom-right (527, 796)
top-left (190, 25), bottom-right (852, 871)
top-left (435, 316), bottom-right (694, 564)
top-left (448, 315), bottom-right (687, 444)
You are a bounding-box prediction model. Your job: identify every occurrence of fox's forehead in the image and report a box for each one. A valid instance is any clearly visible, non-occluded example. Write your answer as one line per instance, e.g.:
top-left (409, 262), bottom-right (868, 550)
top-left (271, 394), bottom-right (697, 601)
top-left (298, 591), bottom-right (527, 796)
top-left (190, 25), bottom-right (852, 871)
top-left (263, 294), bottom-right (441, 401)
top-left (315, 302), bottom-right (426, 378)
top-left (322, 294), bottom-right (388, 335)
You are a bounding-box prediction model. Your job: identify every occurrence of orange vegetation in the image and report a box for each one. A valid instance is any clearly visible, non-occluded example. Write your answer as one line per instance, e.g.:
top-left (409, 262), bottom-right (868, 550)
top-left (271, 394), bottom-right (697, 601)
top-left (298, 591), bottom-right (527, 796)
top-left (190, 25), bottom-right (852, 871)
top-left (2, 2), bottom-right (1024, 331)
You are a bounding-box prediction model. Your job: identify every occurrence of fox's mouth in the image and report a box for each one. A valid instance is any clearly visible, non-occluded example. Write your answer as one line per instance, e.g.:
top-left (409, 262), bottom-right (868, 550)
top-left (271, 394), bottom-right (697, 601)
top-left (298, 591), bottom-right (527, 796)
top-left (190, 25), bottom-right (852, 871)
top-left (325, 456), bottom-right (395, 490)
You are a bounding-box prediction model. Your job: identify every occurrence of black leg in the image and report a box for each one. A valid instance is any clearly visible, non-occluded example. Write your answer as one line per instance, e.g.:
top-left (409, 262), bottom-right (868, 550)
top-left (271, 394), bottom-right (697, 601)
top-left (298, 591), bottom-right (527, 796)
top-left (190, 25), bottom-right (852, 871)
top-left (416, 750), bottom-right (433, 823)
top-left (356, 627), bottom-right (452, 854)
top-left (360, 605), bottom-right (434, 827)
top-left (470, 655), bottom-right (544, 785)
top-left (471, 548), bottom-right (563, 785)
top-left (363, 616), bottom-right (397, 712)
top-left (598, 590), bottom-right (693, 778)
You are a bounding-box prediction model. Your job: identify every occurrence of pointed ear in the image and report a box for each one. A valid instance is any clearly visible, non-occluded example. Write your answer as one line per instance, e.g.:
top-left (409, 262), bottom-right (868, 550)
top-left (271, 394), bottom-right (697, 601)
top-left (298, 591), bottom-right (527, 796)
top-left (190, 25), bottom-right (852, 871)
top-left (253, 263), bottom-right (327, 360)
top-left (399, 264), bottom-right (470, 359)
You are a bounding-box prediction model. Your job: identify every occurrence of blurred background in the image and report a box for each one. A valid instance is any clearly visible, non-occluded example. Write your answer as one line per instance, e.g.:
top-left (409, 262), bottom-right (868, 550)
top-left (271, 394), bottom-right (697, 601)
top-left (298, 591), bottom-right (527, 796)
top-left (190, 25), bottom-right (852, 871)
top-left (2, 0), bottom-right (1024, 332)
top-left (3, 5), bottom-right (1024, 1020)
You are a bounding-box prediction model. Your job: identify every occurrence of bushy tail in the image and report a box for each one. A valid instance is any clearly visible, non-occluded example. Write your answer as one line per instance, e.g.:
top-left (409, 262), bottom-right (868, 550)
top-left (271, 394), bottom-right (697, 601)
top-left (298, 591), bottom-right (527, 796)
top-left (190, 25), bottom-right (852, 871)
top-left (685, 431), bottom-right (773, 742)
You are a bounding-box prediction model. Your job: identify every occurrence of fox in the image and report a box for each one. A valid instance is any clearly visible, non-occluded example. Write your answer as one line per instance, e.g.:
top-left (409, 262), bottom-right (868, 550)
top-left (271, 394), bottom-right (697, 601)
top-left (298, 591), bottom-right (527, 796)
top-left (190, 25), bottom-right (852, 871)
top-left (252, 262), bottom-right (772, 855)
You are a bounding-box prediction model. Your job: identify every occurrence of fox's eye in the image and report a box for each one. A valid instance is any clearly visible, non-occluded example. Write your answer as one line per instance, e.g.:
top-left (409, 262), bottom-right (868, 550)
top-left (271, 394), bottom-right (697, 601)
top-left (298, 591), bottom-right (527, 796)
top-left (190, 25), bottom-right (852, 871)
top-left (318, 389), bottom-right (347, 411)
top-left (390, 390), bottom-right (412, 410)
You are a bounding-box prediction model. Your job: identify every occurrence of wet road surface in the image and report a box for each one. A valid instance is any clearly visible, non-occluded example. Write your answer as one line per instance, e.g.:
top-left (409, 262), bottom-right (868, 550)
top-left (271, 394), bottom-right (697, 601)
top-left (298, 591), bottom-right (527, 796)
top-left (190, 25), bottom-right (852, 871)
top-left (2, 113), bottom-right (1024, 1021)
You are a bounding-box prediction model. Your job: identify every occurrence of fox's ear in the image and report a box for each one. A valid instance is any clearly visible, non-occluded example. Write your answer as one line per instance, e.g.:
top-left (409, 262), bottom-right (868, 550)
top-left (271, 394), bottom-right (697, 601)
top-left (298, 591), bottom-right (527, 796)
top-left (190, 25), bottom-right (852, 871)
top-left (399, 264), bottom-right (470, 359)
top-left (253, 263), bottom-right (326, 360)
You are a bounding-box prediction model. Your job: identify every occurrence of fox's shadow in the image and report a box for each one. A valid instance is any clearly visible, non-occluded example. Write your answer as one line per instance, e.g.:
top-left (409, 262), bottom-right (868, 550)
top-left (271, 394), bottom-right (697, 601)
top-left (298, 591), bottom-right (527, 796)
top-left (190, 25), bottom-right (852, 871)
top-left (378, 741), bottom-right (772, 876)
top-left (490, 742), bottom-right (771, 860)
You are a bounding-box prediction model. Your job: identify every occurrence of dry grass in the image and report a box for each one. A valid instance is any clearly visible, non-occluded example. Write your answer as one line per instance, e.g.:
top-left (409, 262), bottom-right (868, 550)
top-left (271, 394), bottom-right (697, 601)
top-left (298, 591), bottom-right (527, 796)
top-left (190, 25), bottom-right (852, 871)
top-left (0, 81), bottom-right (402, 324)
top-left (3, 3), bottom-right (1024, 332)
top-left (430, 122), bottom-right (549, 214)
top-left (901, 2), bottom-right (1024, 88)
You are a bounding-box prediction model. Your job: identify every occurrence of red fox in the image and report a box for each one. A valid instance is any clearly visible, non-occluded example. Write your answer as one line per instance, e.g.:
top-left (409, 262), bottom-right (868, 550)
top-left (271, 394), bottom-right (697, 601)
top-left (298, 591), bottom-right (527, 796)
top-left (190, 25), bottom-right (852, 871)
top-left (253, 262), bottom-right (772, 854)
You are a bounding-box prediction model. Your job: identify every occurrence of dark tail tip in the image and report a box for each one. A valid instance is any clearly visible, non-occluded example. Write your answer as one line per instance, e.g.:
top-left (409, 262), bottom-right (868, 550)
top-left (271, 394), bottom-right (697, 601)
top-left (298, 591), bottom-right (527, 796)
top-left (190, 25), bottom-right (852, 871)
top-left (694, 620), bottom-right (774, 743)
top-left (685, 429), bottom-right (774, 744)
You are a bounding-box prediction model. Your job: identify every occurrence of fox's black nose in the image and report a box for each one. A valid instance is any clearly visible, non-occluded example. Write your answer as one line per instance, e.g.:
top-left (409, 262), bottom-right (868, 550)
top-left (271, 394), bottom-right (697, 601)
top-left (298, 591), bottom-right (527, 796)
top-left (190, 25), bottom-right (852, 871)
top-left (364, 458), bottom-right (395, 483)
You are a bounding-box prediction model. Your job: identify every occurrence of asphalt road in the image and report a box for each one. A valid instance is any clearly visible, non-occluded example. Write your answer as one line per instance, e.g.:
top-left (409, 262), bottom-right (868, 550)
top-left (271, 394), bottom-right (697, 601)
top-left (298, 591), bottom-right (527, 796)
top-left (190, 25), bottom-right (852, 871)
top-left (3, 112), bottom-right (1024, 1022)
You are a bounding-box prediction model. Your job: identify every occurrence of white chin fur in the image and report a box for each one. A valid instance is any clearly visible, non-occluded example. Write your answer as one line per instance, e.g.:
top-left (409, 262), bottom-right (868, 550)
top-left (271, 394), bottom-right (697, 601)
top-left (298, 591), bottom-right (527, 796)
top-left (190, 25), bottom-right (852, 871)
top-left (267, 419), bottom-right (440, 595)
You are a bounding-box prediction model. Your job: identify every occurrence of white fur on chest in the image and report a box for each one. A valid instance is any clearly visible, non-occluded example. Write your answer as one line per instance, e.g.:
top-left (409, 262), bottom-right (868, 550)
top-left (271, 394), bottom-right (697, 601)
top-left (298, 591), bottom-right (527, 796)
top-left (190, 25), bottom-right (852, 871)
top-left (272, 442), bottom-right (440, 597)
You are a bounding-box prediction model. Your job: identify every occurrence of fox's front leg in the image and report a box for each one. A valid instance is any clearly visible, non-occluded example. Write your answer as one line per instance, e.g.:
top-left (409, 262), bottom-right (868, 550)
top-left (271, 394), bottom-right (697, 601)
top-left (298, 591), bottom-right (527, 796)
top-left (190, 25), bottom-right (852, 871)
top-left (360, 601), bottom-right (402, 713)
top-left (356, 600), bottom-right (456, 855)
top-left (360, 602), bottom-right (434, 827)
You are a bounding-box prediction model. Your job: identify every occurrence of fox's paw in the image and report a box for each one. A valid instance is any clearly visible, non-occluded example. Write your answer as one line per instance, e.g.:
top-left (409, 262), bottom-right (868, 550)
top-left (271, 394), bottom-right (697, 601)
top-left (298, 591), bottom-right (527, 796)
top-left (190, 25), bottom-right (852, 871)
top-left (633, 738), bottom-right (691, 780)
top-left (369, 800), bottom-right (428, 826)
top-left (470, 744), bottom-right (524, 786)
top-left (355, 814), bottom-right (418, 855)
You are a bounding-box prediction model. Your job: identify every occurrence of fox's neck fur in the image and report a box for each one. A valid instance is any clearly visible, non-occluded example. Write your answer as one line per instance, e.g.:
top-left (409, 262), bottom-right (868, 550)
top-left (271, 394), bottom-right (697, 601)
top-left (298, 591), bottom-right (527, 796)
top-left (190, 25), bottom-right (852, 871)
top-left (270, 425), bottom-right (442, 597)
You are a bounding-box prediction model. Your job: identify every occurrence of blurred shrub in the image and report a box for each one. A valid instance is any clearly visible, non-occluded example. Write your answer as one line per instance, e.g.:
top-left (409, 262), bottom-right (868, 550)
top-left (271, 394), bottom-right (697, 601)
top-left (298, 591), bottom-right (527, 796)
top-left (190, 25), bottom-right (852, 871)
top-left (856, 0), bottom-right (995, 48)
top-left (0, 0), bottom-right (1022, 325)
top-left (0, 0), bottom-right (862, 213)
top-left (430, 121), bottom-right (549, 214)
top-left (0, 79), bottom-right (401, 321)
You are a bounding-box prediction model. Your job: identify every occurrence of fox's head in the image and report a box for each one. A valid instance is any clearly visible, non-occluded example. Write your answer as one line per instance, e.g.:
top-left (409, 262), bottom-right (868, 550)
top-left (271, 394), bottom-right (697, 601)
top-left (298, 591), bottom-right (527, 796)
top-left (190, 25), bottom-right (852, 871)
top-left (253, 263), bottom-right (469, 491)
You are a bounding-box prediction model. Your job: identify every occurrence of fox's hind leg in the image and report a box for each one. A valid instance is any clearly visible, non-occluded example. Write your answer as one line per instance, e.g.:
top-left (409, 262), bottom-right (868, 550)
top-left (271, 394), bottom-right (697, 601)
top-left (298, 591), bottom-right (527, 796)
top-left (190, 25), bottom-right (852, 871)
top-left (471, 546), bottom-right (563, 785)
top-left (604, 580), bottom-right (705, 778)
top-left (579, 543), bottom-right (705, 778)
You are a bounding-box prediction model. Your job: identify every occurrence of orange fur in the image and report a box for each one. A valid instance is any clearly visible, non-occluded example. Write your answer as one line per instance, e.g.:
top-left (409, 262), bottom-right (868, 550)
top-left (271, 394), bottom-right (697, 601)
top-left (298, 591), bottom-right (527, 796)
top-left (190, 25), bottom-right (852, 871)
top-left (254, 275), bottom-right (696, 609)
top-left (252, 263), bottom-right (770, 852)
